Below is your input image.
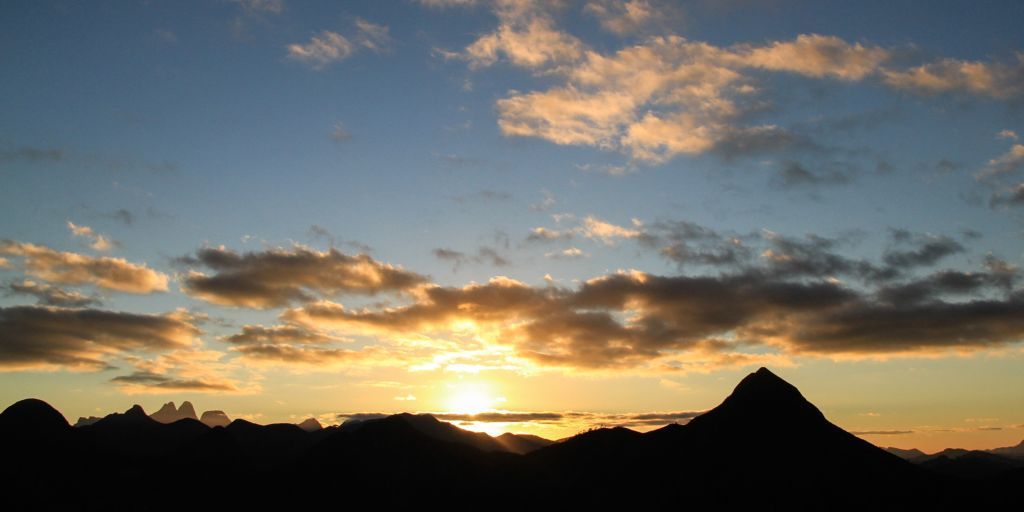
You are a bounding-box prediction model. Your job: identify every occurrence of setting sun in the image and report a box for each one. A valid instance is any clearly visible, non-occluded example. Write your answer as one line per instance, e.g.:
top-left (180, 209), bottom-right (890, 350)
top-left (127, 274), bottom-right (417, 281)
top-left (445, 383), bottom-right (502, 415)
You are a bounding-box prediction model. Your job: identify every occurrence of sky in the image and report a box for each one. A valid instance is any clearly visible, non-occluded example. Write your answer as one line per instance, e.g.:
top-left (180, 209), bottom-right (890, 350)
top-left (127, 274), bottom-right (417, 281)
top-left (2, 0), bottom-right (1024, 452)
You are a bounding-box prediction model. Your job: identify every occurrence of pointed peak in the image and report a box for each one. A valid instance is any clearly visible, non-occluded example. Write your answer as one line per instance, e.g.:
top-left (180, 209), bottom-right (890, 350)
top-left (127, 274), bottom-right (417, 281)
top-left (125, 404), bottom-right (147, 417)
top-left (177, 401), bottom-right (198, 419)
top-left (298, 417), bottom-right (323, 432)
top-left (732, 367), bottom-right (800, 397)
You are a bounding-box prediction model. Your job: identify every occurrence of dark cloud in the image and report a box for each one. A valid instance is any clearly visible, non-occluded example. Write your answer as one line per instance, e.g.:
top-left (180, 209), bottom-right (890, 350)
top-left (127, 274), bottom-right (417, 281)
top-left (285, 247), bottom-right (1024, 367)
top-left (882, 235), bottom-right (963, 269)
top-left (5, 280), bottom-right (101, 308)
top-left (334, 410), bottom-right (703, 429)
top-left (179, 246), bottom-right (429, 308)
top-left (0, 306), bottom-right (198, 370)
top-left (711, 126), bottom-right (826, 162)
top-left (875, 270), bottom-right (1008, 305)
top-left (0, 145), bottom-right (65, 164)
top-left (231, 343), bottom-right (376, 365)
top-left (647, 220), bottom-right (751, 267)
top-left (989, 183), bottom-right (1024, 208)
top-left (433, 246), bottom-right (510, 271)
top-left (107, 209), bottom-right (135, 226)
top-left (451, 189), bottom-right (511, 204)
top-left (435, 412), bottom-right (565, 423)
top-left (221, 324), bottom-right (342, 345)
top-left (782, 292), bottom-right (1024, 354)
top-left (771, 161), bottom-right (853, 188)
top-left (110, 371), bottom-right (235, 392)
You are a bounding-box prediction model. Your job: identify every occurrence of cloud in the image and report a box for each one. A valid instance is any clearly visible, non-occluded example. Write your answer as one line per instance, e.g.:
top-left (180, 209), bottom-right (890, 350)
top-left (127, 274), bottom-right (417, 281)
top-left (231, 0), bottom-right (284, 14)
top-left (989, 182), bottom-right (1024, 208)
top-left (738, 34), bottom-right (889, 80)
top-left (584, 0), bottom-right (681, 36)
top-left (0, 306), bottom-right (198, 370)
top-left (281, 225), bottom-right (1024, 370)
top-left (980, 144), bottom-right (1024, 179)
top-left (336, 409), bottom-right (703, 429)
top-left (286, 18), bottom-right (390, 70)
top-left (0, 241), bottom-right (168, 293)
top-left (230, 343), bottom-right (385, 366)
top-left (771, 161), bottom-right (853, 188)
top-left (287, 31), bottom-right (356, 69)
top-left (528, 215), bottom-right (646, 246)
top-left (459, 7), bottom-right (1018, 165)
top-left (881, 234), bottom-right (963, 270)
top-left (179, 245), bottom-right (428, 308)
top-left (221, 324), bottom-right (345, 345)
top-left (111, 348), bottom-right (254, 395)
top-left (110, 371), bottom-right (235, 392)
top-left (0, 145), bottom-right (64, 164)
top-left (433, 246), bottom-right (511, 271)
top-left (353, 18), bottom-right (391, 52)
top-left (875, 270), bottom-right (1010, 305)
top-left (546, 247), bottom-right (588, 260)
top-left (530, 189), bottom-right (556, 211)
top-left (4, 280), bottom-right (100, 308)
top-left (67, 221), bottom-right (116, 251)
top-left (882, 54), bottom-right (1024, 99)
top-left (415, 0), bottom-right (478, 7)
top-left (451, 189), bottom-right (511, 204)
top-left (330, 122), bottom-right (352, 142)
top-left (464, 1), bottom-right (584, 70)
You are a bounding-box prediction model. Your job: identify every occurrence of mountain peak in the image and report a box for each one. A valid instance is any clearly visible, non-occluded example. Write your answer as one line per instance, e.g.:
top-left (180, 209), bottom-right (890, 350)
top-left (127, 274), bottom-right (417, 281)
top-left (683, 367), bottom-right (825, 433)
top-left (298, 417), bottom-right (322, 432)
top-left (178, 401), bottom-right (198, 420)
top-left (729, 367), bottom-right (806, 402)
top-left (124, 404), bottom-right (148, 418)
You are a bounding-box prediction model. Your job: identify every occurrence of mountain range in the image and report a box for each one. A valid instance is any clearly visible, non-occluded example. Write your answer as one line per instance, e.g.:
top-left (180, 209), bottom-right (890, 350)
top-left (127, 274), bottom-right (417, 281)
top-left (1, 368), bottom-right (1018, 510)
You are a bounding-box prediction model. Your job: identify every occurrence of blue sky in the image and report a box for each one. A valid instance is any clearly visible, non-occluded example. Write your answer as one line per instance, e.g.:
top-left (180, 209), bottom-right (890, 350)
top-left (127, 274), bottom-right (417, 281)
top-left (2, 0), bottom-right (1024, 450)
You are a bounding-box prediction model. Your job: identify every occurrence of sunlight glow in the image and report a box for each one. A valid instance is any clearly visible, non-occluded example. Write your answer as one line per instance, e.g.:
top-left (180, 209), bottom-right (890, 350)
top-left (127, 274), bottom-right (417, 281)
top-left (445, 382), bottom-right (501, 414)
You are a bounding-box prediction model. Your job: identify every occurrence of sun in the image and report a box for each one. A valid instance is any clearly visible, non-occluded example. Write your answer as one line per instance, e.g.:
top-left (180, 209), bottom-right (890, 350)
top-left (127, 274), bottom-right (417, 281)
top-left (446, 383), bottom-right (499, 415)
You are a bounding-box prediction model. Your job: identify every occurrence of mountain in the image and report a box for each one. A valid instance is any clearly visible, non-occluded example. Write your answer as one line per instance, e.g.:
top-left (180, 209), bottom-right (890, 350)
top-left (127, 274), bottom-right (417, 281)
top-left (342, 412), bottom-right (508, 452)
top-left (150, 401), bottom-right (199, 424)
top-left (530, 367), bottom-right (927, 506)
top-left (920, 451), bottom-right (1024, 479)
top-left (1, 368), bottom-right (1018, 508)
top-left (0, 398), bottom-right (69, 441)
top-left (989, 440), bottom-right (1024, 459)
top-left (74, 416), bottom-right (103, 427)
top-left (200, 410), bottom-right (231, 428)
top-left (886, 446), bottom-right (927, 460)
top-left (495, 432), bottom-right (553, 454)
top-left (297, 417), bottom-right (322, 432)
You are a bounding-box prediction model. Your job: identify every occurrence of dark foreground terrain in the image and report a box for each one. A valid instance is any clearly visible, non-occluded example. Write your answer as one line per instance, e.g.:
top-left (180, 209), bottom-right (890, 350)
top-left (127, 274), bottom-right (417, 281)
top-left (2, 368), bottom-right (1020, 510)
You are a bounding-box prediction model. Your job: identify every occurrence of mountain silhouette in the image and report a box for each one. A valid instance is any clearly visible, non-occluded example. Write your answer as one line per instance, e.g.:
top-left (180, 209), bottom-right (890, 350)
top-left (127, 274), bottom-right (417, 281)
top-left (495, 432), bottom-right (553, 454)
top-left (199, 410), bottom-right (231, 428)
top-left (0, 398), bottom-right (69, 440)
top-left (0, 367), bottom-right (1017, 509)
top-left (151, 401), bottom-right (199, 424)
top-left (990, 439), bottom-right (1024, 459)
top-left (297, 417), bottom-right (322, 432)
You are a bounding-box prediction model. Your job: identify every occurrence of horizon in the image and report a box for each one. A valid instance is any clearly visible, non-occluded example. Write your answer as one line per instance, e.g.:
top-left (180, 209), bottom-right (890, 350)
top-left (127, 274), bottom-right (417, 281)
top-left (15, 365), bottom-right (1023, 454)
top-left (2, 0), bottom-right (1024, 456)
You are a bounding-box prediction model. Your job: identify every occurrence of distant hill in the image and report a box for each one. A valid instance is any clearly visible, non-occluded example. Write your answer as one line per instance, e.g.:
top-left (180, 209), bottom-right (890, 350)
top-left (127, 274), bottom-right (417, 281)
top-left (150, 401), bottom-right (198, 424)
